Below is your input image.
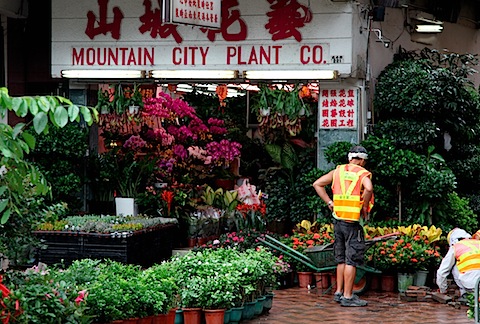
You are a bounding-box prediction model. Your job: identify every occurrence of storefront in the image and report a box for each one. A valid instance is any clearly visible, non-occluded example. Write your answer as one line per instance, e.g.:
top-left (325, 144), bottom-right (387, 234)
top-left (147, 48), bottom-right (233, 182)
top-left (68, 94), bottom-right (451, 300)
top-left (52, 0), bottom-right (370, 168)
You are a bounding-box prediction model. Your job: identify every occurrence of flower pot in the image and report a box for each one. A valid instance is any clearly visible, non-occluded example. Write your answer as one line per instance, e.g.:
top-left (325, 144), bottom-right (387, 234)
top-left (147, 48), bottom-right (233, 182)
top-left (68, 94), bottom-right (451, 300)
top-left (115, 197), bottom-right (138, 216)
top-left (314, 272), bottom-right (330, 290)
top-left (138, 316), bottom-right (154, 324)
top-left (414, 270), bottom-right (429, 287)
top-left (204, 309), bottom-right (225, 324)
top-left (152, 314), bottom-right (168, 324)
top-left (228, 307), bottom-right (243, 324)
top-left (397, 273), bottom-right (414, 293)
top-left (297, 271), bottom-right (313, 288)
top-left (254, 296), bottom-right (266, 316)
top-left (370, 274), bottom-right (381, 292)
top-left (278, 271), bottom-right (294, 289)
top-left (182, 308), bottom-right (202, 324)
top-left (262, 293), bottom-right (274, 314)
top-left (223, 309), bottom-right (231, 324)
top-left (124, 318), bottom-right (140, 324)
top-left (381, 274), bottom-right (395, 292)
top-left (175, 309), bottom-right (184, 324)
top-left (167, 308), bottom-right (177, 324)
top-left (187, 237), bottom-right (198, 248)
top-left (241, 301), bottom-right (256, 320)
top-left (329, 272), bottom-right (337, 293)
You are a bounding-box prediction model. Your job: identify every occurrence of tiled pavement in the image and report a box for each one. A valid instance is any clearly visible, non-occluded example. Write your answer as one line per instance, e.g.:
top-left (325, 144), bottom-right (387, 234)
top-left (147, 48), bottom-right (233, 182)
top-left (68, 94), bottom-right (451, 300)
top-left (242, 287), bottom-right (474, 324)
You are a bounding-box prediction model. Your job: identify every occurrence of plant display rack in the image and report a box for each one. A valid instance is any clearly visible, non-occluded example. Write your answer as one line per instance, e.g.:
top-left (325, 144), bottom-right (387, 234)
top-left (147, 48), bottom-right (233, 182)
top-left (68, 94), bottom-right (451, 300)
top-left (33, 224), bottom-right (178, 267)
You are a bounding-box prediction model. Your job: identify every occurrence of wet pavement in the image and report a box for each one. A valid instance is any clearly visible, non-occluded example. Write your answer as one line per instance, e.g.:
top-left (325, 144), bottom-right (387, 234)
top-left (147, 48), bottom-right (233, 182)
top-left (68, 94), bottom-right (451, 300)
top-left (242, 287), bottom-right (474, 324)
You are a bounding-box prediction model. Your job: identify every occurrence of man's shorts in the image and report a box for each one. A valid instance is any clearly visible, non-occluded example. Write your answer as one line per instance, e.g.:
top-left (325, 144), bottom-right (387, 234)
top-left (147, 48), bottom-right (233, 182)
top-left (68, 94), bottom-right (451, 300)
top-left (333, 219), bottom-right (365, 267)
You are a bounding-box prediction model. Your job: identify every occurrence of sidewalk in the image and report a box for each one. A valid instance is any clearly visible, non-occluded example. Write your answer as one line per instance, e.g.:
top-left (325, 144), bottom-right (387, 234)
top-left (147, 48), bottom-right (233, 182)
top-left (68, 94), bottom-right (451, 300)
top-left (243, 287), bottom-right (474, 324)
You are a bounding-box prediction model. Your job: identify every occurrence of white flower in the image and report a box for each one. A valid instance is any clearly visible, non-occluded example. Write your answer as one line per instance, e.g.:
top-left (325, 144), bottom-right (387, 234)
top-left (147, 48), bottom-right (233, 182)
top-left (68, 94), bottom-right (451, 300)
top-left (0, 165), bottom-right (6, 177)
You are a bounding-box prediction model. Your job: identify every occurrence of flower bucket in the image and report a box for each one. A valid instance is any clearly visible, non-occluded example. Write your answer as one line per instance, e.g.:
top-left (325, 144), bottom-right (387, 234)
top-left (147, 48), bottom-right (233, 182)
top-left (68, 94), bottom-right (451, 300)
top-left (229, 307), bottom-right (243, 324)
top-left (414, 270), bottom-right (429, 287)
top-left (115, 197), bottom-right (138, 216)
top-left (254, 296), bottom-right (266, 316)
top-left (174, 309), bottom-right (184, 324)
top-left (223, 309), bottom-right (231, 324)
top-left (262, 293), bottom-right (274, 314)
top-left (241, 301), bottom-right (256, 320)
top-left (397, 273), bottom-right (414, 293)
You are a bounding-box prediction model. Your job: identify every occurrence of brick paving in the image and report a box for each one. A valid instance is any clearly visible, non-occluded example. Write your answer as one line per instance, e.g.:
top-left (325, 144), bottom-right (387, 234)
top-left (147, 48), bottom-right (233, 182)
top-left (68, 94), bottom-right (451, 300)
top-left (242, 287), bottom-right (474, 324)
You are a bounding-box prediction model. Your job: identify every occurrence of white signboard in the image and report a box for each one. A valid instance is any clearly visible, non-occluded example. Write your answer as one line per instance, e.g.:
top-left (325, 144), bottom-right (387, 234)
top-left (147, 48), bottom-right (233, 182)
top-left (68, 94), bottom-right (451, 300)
top-left (51, 0), bottom-right (354, 77)
top-left (167, 0), bottom-right (221, 28)
top-left (319, 88), bottom-right (358, 129)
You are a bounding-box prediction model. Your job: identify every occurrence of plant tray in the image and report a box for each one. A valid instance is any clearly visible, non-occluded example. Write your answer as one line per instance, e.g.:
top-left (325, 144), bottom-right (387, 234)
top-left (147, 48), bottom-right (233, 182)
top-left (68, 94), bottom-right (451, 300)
top-left (305, 245), bottom-right (336, 268)
top-left (33, 223), bottom-right (178, 267)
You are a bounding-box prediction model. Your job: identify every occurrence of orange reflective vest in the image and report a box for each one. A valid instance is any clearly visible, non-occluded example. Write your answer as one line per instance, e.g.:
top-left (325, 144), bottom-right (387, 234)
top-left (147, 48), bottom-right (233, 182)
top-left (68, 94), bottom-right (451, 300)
top-left (454, 239), bottom-right (480, 273)
top-left (332, 164), bottom-right (372, 222)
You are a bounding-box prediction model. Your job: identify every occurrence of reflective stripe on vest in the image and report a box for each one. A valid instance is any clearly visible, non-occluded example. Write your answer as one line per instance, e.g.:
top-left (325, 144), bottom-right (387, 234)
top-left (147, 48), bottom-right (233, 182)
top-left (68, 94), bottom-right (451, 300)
top-left (332, 164), bottom-right (371, 222)
top-left (454, 240), bottom-right (480, 273)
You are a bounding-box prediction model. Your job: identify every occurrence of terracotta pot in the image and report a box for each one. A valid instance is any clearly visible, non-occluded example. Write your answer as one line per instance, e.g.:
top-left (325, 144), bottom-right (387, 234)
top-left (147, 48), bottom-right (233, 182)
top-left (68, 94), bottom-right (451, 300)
top-left (167, 308), bottom-right (177, 324)
top-left (297, 271), bottom-right (313, 288)
top-left (381, 274), bottom-right (395, 292)
top-left (370, 274), bottom-right (381, 292)
top-left (187, 237), bottom-right (197, 248)
top-left (329, 272), bottom-right (337, 294)
top-left (138, 316), bottom-right (154, 324)
top-left (314, 272), bottom-right (330, 289)
top-left (152, 314), bottom-right (168, 324)
top-left (204, 309), bottom-right (225, 324)
top-left (124, 318), bottom-right (140, 324)
top-left (182, 308), bottom-right (202, 324)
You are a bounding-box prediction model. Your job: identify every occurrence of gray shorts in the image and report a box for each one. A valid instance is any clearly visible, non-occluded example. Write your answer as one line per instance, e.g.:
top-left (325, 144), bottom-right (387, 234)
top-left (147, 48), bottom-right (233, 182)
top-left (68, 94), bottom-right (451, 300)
top-left (333, 219), bottom-right (365, 267)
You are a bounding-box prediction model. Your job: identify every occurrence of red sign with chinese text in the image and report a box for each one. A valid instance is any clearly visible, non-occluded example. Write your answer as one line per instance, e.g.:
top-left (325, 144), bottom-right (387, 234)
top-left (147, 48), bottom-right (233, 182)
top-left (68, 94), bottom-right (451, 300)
top-left (319, 88), bottom-right (357, 129)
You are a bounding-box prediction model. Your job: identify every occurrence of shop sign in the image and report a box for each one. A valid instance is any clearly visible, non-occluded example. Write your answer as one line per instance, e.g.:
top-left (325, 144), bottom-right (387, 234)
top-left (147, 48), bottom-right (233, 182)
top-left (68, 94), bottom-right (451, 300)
top-left (51, 0), bottom-right (353, 77)
top-left (319, 88), bottom-right (358, 129)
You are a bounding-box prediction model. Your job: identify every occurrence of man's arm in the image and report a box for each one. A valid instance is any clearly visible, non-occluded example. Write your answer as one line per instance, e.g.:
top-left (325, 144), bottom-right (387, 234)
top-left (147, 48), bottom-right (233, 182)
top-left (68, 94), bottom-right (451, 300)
top-left (312, 170), bottom-right (335, 210)
top-left (361, 176), bottom-right (373, 219)
top-left (436, 247), bottom-right (456, 294)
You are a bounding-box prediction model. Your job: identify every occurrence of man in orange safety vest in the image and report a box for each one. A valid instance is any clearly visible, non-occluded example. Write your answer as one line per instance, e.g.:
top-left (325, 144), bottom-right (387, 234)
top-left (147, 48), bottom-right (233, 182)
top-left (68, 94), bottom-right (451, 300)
top-left (436, 228), bottom-right (480, 302)
top-left (313, 145), bottom-right (373, 307)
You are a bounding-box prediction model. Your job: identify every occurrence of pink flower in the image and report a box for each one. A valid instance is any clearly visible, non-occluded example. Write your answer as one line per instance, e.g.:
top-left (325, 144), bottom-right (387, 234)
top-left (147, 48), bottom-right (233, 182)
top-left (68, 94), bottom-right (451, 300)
top-left (75, 290), bottom-right (88, 305)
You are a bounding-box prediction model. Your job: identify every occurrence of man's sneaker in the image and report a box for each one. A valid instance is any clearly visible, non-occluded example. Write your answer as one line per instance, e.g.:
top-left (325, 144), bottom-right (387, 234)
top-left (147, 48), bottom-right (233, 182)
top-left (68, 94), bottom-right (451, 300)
top-left (333, 292), bottom-right (343, 303)
top-left (340, 294), bottom-right (368, 307)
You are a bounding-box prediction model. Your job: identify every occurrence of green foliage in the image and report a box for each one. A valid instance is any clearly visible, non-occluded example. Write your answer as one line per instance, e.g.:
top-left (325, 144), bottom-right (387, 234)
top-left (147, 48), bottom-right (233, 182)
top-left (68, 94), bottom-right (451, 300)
top-left (26, 124), bottom-right (89, 211)
top-left (324, 141), bottom-right (352, 165)
top-left (435, 192), bottom-right (478, 234)
top-left (0, 87), bottom-right (97, 225)
top-left (372, 48), bottom-right (480, 230)
top-left (261, 147), bottom-right (317, 224)
top-left (373, 120), bottom-right (439, 152)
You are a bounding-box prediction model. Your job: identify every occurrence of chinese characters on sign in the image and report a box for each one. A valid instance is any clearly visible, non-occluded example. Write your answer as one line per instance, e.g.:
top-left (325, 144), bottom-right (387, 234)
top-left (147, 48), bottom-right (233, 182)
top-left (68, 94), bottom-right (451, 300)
top-left (319, 88), bottom-right (357, 129)
top-left (84, 0), bottom-right (311, 43)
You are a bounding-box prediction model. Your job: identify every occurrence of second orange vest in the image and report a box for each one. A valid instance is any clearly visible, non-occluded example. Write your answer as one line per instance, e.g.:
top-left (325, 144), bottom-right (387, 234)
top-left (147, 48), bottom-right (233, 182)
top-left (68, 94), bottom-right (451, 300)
top-left (454, 239), bottom-right (480, 273)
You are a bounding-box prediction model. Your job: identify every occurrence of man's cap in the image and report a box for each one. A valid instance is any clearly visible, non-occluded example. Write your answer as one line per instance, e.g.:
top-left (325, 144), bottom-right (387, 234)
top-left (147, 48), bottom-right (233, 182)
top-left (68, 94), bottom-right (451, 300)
top-left (348, 146), bottom-right (368, 161)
